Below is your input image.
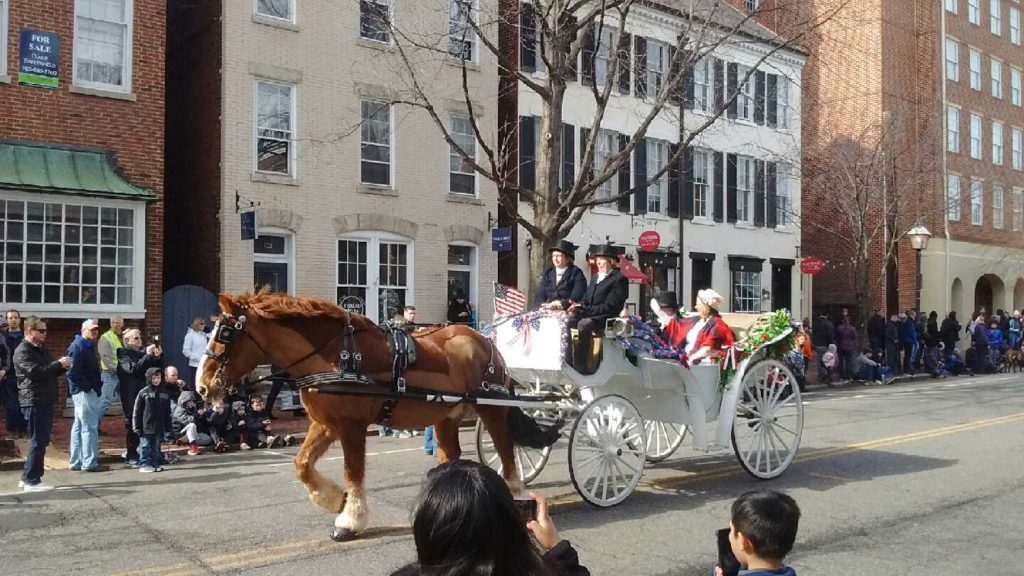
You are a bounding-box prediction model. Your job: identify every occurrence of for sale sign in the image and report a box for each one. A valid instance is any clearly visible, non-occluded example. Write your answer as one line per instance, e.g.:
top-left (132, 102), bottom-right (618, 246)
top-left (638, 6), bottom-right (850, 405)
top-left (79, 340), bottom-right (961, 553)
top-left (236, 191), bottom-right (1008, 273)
top-left (18, 30), bottom-right (60, 89)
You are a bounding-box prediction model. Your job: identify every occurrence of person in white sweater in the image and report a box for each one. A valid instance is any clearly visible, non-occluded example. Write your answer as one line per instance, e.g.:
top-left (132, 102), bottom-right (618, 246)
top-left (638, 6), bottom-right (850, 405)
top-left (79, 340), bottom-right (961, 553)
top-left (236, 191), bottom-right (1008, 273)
top-left (181, 316), bottom-right (210, 387)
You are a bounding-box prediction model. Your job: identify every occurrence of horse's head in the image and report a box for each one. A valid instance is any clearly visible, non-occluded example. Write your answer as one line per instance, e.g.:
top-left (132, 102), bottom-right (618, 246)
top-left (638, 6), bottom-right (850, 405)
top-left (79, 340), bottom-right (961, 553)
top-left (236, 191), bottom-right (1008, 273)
top-left (196, 294), bottom-right (269, 403)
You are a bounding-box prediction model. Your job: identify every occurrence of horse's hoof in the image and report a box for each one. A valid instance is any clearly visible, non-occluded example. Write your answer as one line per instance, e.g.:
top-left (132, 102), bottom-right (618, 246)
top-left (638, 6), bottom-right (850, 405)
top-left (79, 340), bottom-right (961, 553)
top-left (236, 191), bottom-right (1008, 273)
top-left (330, 527), bottom-right (357, 542)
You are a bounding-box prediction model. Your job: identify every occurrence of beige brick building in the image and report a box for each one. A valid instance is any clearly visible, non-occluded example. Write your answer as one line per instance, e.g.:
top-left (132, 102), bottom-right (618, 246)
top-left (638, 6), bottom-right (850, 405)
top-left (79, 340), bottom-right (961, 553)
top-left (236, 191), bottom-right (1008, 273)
top-left (167, 0), bottom-right (499, 324)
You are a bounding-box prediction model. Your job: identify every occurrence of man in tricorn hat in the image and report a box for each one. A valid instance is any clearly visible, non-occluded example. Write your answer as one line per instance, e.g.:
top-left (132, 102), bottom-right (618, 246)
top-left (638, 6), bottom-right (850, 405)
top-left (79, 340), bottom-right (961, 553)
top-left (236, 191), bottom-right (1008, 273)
top-left (536, 239), bottom-right (587, 311)
top-left (567, 244), bottom-right (629, 374)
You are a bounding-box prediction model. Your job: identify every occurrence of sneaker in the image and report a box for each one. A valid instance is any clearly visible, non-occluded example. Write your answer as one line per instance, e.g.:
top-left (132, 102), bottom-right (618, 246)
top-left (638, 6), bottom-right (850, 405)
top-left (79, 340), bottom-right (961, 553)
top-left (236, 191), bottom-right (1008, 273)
top-left (188, 445), bottom-right (204, 456)
top-left (268, 435), bottom-right (284, 449)
top-left (396, 431), bottom-right (413, 439)
top-left (139, 466), bottom-right (157, 473)
top-left (240, 443), bottom-right (252, 451)
top-left (84, 464), bottom-right (111, 472)
top-left (284, 435), bottom-right (297, 446)
top-left (120, 450), bottom-right (128, 460)
top-left (162, 452), bottom-right (179, 464)
top-left (23, 481), bottom-right (55, 492)
top-left (69, 465), bottom-right (82, 471)
top-left (215, 441), bottom-right (229, 453)
top-left (378, 428), bottom-right (392, 437)
top-left (124, 459), bottom-right (141, 469)
top-left (256, 441), bottom-right (268, 449)
top-left (155, 466), bottom-right (164, 472)
top-left (17, 480), bottom-right (25, 488)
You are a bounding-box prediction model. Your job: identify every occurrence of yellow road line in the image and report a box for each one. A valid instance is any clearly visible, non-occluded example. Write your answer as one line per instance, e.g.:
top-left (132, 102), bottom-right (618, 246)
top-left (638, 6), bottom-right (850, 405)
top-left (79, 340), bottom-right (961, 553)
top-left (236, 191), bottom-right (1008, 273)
top-left (113, 410), bottom-right (1024, 576)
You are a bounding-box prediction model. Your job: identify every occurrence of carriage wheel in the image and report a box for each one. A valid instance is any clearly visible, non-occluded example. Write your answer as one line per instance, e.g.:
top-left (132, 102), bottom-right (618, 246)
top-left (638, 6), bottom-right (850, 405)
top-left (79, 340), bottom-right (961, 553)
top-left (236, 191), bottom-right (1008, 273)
top-left (569, 394), bottom-right (646, 507)
top-left (643, 420), bottom-right (688, 463)
top-left (475, 417), bottom-right (552, 484)
top-left (731, 359), bottom-right (804, 479)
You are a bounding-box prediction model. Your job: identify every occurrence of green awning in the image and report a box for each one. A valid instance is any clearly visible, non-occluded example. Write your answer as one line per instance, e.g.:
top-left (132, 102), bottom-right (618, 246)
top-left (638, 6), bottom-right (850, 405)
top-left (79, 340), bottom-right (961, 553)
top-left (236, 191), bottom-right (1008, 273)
top-left (0, 140), bottom-right (157, 201)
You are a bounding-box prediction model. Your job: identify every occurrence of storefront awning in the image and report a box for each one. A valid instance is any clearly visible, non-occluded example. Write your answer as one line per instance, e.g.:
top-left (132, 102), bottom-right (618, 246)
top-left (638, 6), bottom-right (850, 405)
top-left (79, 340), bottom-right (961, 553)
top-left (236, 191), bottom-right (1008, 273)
top-left (617, 255), bottom-right (649, 284)
top-left (0, 140), bottom-right (157, 201)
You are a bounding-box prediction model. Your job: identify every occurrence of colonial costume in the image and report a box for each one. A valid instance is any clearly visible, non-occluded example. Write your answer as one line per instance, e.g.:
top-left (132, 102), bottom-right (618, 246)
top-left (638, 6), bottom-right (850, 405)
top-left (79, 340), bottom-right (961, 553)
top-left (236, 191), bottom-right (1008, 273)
top-left (571, 244), bottom-right (629, 373)
top-left (661, 289), bottom-right (734, 364)
top-left (535, 240), bottom-right (587, 310)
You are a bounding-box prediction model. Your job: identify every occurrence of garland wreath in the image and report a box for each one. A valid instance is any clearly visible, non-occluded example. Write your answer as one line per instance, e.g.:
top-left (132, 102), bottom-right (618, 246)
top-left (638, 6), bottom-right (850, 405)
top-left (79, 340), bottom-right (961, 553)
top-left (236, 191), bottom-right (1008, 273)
top-left (718, 310), bottom-right (796, 389)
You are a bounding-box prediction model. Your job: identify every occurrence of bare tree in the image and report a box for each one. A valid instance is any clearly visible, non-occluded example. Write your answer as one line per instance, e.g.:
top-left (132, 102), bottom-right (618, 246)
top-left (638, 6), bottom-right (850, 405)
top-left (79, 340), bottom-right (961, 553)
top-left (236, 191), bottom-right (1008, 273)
top-left (365, 0), bottom-right (848, 289)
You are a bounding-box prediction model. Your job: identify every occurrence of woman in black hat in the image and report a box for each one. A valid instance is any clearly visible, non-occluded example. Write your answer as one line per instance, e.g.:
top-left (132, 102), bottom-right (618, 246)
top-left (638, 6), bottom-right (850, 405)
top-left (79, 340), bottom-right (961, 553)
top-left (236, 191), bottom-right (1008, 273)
top-left (567, 244), bottom-right (629, 374)
top-left (536, 240), bottom-right (587, 311)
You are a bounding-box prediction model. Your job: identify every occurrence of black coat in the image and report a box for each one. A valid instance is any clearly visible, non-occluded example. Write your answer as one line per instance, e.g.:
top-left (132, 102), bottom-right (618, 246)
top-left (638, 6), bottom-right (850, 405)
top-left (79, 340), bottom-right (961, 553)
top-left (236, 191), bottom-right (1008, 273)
top-left (812, 316), bottom-right (835, 347)
top-left (866, 314), bottom-right (886, 345)
top-left (446, 300), bottom-right (473, 324)
top-left (390, 540), bottom-right (590, 576)
top-left (133, 375), bottom-right (172, 436)
top-left (117, 347), bottom-right (163, 424)
top-left (576, 269), bottom-right (629, 327)
top-left (536, 264), bottom-right (588, 310)
top-left (14, 340), bottom-right (66, 407)
top-left (940, 317), bottom-right (961, 344)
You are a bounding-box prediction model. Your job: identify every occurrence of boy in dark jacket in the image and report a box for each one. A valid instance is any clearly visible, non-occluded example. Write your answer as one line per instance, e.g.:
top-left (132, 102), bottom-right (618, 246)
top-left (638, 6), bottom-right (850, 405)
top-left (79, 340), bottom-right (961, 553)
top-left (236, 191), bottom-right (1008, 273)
top-left (133, 368), bottom-right (172, 473)
top-left (207, 400), bottom-right (237, 452)
top-left (240, 396), bottom-right (282, 449)
top-left (172, 391), bottom-right (212, 456)
top-left (716, 490), bottom-right (801, 576)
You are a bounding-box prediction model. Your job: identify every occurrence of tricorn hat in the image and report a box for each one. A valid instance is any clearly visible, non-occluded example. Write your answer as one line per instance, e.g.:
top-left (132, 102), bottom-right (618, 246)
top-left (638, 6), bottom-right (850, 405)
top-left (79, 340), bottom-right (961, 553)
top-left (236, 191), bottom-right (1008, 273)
top-left (548, 239), bottom-right (578, 259)
top-left (590, 243), bottom-right (619, 259)
top-left (655, 292), bottom-right (679, 309)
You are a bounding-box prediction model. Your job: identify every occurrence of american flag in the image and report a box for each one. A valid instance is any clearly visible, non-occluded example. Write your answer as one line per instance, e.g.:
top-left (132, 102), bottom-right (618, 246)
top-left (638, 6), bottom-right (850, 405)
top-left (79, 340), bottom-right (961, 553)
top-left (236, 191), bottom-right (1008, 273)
top-left (493, 282), bottom-right (526, 317)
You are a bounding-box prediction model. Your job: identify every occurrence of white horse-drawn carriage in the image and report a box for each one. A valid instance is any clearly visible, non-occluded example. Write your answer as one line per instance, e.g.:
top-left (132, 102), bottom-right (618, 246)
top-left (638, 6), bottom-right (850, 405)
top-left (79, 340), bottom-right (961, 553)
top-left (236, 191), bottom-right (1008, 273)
top-left (477, 311), bottom-right (804, 507)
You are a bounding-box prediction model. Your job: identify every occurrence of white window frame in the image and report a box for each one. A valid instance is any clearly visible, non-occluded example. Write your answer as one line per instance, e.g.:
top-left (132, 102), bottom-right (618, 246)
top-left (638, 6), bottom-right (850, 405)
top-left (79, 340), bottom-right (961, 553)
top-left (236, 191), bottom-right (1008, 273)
top-left (255, 0), bottom-right (295, 22)
top-left (594, 26), bottom-right (614, 90)
top-left (646, 139), bottom-right (668, 214)
top-left (336, 232), bottom-right (415, 324)
top-left (1011, 68), bottom-right (1022, 106)
top-left (991, 58), bottom-right (1003, 98)
top-left (776, 78), bottom-right (790, 128)
top-left (970, 113), bottom-right (983, 159)
top-left (948, 105), bottom-right (961, 153)
top-left (992, 0), bottom-right (1003, 34)
top-left (595, 129), bottom-right (618, 201)
top-left (0, 0), bottom-right (7, 78)
top-left (731, 270), bottom-right (761, 313)
top-left (1014, 188), bottom-right (1023, 231)
top-left (736, 156), bottom-right (754, 223)
top-left (253, 228), bottom-right (295, 295)
top-left (693, 57), bottom-right (713, 113)
top-left (360, 100), bottom-right (393, 187)
top-left (948, 174), bottom-right (962, 221)
top-left (1012, 7), bottom-right (1021, 44)
top-left (745, 0), bottom-right (759, 12)
top-left (969, 49), bottom-right (982, 90)
top-left (254, 79), bottom-right (296, 177)
top-left (446, 242), bottom-right (478, 315)
top-left (693, 149), bottom-right (711, 219)
top-left (448, 0), bottom-right (478, 63)
top-left (993, 120), bottom-right (1004, 164)
top-left (946, 38), bottom-right (960, 82)
top-left (449, 115), bottom-right (477, 196)
top-left (646, 40), bottom-right (667, 98)
top-left (359, 0), bottom-right (391, 43)
top-left (969, 0), bottom-right (982, 24)
top-left (971, 179), bottom-right (984, 225)
top-left (776, 163), bottom-right (790, 227)
top-left (72, 0), bottom-right (134, 93)
top-left (0, 191), bottom-right (147, 317)
top-left (994, 185), bottom-right (1005, 229)
top-left (1012, 127), bottom-right (1022, 169)
top-left (736, 65), bottom-right (755, 122)
top-left (947, 0), bottom-right (958, 13)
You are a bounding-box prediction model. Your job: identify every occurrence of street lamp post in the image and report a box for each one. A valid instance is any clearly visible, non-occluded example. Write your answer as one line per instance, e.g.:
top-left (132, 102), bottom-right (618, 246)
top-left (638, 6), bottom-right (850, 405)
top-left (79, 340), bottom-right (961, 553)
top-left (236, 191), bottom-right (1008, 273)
top-left (907, 224), bottom-right (932, 314)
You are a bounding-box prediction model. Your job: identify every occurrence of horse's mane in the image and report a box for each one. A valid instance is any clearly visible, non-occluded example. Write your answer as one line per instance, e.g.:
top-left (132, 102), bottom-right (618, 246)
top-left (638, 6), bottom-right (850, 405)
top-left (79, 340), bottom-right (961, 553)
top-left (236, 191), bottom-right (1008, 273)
top-left (226, 291), bottom-right (352, 323)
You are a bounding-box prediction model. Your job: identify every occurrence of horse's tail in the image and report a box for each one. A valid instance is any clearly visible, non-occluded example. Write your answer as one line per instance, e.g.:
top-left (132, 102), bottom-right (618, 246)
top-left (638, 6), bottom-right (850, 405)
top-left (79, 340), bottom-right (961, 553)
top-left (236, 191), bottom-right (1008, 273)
top-left (507, 408), bottom-right (562, 449)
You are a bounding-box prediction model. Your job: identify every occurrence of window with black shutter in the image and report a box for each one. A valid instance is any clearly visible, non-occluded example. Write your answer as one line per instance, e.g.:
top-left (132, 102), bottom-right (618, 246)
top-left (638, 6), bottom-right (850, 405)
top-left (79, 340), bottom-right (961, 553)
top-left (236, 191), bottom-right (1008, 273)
top-left (668, 45), bottom-right (681, 105)
top-left (726, 62), bottom-right (738, 119)
top-left (754, 71), bottom-right (767, 125)
top-left (581, 25), bottom-right (596, 85)
top-left (682, 146), bottom-right (694, 218)
top-left (519, 116), bottom-right (536, 191)
top-left (561, 123), bottom-right (575, 198)
top-left (726, 154), bottom-right (738, 223)
top-left (754, 159), bottom-right (766, 226)
top-left (617, 31), bottom-right (631, 95)
top-left (766, 74), bottom-right (778, 127)
top-left (520, 3), bottom-right (537, 73)
top-left (668, 144), bottom-right (681, 218)
top-left (714, 59), bottom-right (725, 114)
top-left (618, 134), bottom-right (632, 212)
top-left (634, 36), bottom-right (648, 98)
top-left (766, 161), bottom-right (778, 228)
top-left (713, 151), bottom-right (725, 222)
top-left (562, 13), bottom-right (578, 81)
top-left (634, 137), bottom-right (648, 214)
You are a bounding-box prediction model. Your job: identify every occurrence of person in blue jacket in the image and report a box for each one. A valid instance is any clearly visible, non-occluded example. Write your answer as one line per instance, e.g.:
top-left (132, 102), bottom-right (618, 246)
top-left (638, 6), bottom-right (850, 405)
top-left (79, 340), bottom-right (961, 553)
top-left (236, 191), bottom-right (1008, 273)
top-left (66, 319), bottom-right (108, 472)
top-left (536, 240), bottom-right (587, 312)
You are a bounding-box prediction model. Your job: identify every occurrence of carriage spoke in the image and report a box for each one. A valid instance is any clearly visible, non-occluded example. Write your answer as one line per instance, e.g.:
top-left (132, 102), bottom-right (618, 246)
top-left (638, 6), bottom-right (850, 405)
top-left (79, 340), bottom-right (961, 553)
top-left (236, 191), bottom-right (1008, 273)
top-left (768, 423), bottom-right (792, 457)
top-left (773, 422), bottom-right (799, 437)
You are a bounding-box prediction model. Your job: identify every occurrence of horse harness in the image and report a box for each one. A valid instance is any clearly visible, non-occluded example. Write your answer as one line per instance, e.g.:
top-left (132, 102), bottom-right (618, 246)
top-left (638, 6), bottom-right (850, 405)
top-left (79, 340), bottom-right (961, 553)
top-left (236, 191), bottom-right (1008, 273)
top-left (207, 314), bottom-right (509, 427)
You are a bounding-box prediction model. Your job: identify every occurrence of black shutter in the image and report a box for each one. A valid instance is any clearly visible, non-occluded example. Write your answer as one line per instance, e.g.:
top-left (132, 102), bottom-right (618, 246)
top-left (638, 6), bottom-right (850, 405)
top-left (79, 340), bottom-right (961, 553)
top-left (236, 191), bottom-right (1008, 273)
top-left (713, 151), bottom-right (725, 222)
top-left (766, 74), bottom-right (778, 127)
top-left (562, 123), bottom-right (575, 197)
top-left (579, 127), bottom-right (590, 169)
top-left (667, 45), bottom-right (680, 105)
top-left (766, 161), bottom-right (778, 228)
top-left (563, 14), bottom-right (578, 82)
top-left (668, 143), bottom-right (681, 218)
top-left (634, 36), bottom-right (647, 98)
top-left (581, 25), bottom-right (596, 85)
top-left (634, 138), bottom-right (648, 214)
top-left (520, 3), bottom-right (537, 73)
top-left (682, 146), bottom-right (694, 218)
top-left (726, 153), bottom-right (738, 223)
top-left (726, 63), bottom-right (738, 119)
top-left (618, 134), bottom-right (631, 212)
top-left (754, 159), bottom-right (766, 227)
top-left (713, 58), bottom-right (725, 113)
top-left (617, 31), bottom-right (631, 95)
top-left (519, 116), bottom-right (536, 191)
top-left (754, 70), bottom-right (766, 125)
top-left (682, 49), bottom-right (695, 110)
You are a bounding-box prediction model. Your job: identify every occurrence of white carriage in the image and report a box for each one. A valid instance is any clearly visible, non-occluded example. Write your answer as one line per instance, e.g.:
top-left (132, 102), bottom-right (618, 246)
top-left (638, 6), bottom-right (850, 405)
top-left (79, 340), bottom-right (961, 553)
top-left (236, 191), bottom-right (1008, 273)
top-left (477, 311), bottom-right (804, 507)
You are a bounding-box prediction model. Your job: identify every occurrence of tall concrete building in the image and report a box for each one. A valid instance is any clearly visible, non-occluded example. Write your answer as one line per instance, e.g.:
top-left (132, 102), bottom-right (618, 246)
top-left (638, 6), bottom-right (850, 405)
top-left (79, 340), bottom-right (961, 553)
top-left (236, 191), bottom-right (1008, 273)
top-left (801, 0), bottom-right (1024, 321)
top-left (166, 0), bottom-right (499, 326)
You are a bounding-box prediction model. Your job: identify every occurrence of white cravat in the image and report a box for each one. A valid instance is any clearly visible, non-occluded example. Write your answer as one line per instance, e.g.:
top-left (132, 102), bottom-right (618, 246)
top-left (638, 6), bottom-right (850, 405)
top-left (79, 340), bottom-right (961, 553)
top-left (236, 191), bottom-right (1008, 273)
top-left (596, 272), bottom-right (607, 284)
top-left (555, 266), bottom-right (567, 284)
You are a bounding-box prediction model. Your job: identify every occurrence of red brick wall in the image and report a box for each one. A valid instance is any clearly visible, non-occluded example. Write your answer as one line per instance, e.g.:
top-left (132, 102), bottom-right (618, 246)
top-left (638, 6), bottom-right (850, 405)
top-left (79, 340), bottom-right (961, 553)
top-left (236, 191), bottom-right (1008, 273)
top-left (164, 0), bottom-right (223, 292)
top-left (0, 0), bottom-right (166, 340)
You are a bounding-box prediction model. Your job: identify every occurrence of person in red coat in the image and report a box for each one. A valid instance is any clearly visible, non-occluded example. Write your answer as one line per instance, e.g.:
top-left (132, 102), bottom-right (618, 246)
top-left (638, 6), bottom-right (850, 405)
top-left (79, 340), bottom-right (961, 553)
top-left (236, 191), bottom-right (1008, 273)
top-left (660, 289), bottom-right (735, 364)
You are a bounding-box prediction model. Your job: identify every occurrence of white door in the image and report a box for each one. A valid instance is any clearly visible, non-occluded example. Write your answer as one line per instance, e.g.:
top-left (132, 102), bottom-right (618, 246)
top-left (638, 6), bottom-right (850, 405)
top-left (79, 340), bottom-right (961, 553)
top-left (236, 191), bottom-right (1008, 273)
top-left (337, 234), bottom-right (413, 323)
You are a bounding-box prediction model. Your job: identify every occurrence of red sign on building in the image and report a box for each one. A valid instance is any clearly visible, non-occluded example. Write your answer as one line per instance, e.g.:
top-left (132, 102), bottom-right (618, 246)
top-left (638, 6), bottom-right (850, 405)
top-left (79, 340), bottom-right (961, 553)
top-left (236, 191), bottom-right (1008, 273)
top-left (638, 230), bottom-right (661, 251)
top-left (800, 257), bottom-right (826, 275)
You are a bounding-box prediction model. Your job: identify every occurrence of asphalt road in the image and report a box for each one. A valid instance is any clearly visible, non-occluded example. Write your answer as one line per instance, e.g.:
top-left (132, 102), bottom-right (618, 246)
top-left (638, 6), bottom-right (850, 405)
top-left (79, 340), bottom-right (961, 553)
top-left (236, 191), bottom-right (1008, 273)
top-left (1, 372), bottom-right (1022, 575)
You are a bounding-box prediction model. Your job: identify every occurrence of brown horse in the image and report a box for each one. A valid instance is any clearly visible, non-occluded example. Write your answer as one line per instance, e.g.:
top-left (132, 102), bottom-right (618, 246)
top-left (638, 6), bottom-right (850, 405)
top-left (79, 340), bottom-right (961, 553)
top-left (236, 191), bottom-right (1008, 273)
top-left (196, 291), bottom-right (557, 541)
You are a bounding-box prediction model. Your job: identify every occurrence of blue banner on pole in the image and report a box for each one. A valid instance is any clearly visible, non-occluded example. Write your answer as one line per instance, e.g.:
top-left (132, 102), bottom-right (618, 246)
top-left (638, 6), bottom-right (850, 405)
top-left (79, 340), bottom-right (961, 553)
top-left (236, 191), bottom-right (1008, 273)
top-left (18, 29), bottom-right (60, 89)
top-left (240, 211), bottom-right (257, 240)
top-left (491, 227), bottom-right (512, 252)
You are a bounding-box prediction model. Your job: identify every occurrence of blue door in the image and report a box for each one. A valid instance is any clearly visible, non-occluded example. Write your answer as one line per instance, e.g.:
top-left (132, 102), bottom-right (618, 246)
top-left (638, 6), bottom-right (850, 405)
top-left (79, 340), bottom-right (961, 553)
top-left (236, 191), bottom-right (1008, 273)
top-left (161, 285), bottom-right (219, 378)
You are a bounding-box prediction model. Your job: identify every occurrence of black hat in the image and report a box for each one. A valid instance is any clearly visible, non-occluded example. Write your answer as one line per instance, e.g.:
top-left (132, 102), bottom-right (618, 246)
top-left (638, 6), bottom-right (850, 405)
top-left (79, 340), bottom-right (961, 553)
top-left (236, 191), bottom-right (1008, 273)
top-left (548, 240), bottom-right (578, 259)
top-left (655, 292), bottom-right (679, 309)
top-left (590, 243), bottom-right (619, 259)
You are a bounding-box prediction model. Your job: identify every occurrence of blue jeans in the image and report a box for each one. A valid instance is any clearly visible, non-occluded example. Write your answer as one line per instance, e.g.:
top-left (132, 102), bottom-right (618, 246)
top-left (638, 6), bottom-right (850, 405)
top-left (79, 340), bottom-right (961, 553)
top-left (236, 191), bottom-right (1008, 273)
top-left (138, 434), bottom-right (162, 468)
top-left (2, 377), bottom-right (26, 434)
top-left (423, 426), bottom-right (436, 454)
top-left (21, 404), bottom-right (53, 485)
top-left (98, 372), bottom-right (120, 419)
top-left (70, 390), bottom-right (101, 470)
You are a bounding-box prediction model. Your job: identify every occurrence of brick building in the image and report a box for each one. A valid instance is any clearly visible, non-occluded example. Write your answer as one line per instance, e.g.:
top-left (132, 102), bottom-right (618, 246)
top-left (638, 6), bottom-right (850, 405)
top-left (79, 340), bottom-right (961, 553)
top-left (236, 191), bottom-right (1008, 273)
top-left (0, 0), bottom-right (165, 364)
top-left (800, 0), bottom-right (1024, 323)
top-left (166, 0), bottom-right (499, 326)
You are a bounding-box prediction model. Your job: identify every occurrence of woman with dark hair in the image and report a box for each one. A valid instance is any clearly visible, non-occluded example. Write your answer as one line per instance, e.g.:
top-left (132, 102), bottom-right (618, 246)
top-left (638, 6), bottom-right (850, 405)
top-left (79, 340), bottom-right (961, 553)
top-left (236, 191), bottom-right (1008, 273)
top-left (391, 460), bottom-right (589, 576)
